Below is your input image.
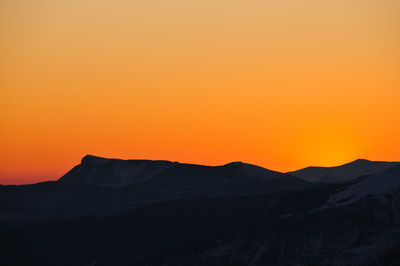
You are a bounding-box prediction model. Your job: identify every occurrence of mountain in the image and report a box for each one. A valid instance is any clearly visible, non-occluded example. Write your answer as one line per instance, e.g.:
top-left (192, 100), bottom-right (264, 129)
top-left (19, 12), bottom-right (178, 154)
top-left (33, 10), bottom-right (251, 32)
top-left (331, 163), bottom-right (400, 204)
top-left (0, 155), bottom-right (309, 221)
top-left (288, 159), bottom-right (399, 182)
top-left (59, 155), bottom-right (300, 187)
top-left (58, 155), bottom-right (179, 186)
top-left (2, 156), bottom-right (400, 265)
top-left (57, 155), bottom-right (309, 199)
top-left (1, 182), bottom-right (400, 266)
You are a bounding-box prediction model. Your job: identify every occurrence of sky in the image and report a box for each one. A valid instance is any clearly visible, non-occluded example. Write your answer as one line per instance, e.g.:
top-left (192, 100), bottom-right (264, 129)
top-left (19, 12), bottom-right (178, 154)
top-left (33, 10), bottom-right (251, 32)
top-left (1, 0), bottom-right (399, 184)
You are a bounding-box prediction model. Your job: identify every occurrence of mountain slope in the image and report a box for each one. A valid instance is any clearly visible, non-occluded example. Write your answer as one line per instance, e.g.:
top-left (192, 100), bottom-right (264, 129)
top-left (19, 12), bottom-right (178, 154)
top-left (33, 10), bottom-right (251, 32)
top-left (331, 164), bottom-right (400, 204)
top-left (288, 159), bottom-right (399, 182)
top-left (1, 183), bottom-right (399, 266)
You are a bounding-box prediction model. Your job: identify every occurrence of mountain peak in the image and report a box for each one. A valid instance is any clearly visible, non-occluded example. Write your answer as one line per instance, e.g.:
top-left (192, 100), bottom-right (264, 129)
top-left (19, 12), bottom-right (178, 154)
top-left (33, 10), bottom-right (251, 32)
top-left (223, 161), bottom-right (247, 166)
top-left (81, 155), bottom-right (111, 165)
top-left (348, 159), bottom-right (371, 164)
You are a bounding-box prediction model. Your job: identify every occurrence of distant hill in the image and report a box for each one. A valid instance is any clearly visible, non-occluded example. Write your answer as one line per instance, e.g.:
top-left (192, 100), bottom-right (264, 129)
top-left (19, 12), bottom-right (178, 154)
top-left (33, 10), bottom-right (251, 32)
top-left (288, 159), bottom-right (399, 182)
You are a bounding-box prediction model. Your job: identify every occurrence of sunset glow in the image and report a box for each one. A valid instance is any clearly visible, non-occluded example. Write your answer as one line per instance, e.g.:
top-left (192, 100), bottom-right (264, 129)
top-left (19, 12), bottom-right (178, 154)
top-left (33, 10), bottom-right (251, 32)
top-left (1, 0), bottom-right (400, 184)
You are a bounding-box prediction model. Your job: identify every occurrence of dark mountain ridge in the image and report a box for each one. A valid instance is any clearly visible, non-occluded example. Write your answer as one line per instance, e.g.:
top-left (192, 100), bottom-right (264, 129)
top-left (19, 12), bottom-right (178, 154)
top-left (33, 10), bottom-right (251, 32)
top-left (1, 157), bottom-right (400, 265)
top-left (59, 155), bottom-right (298, 186)
top-left (288, 158), bottom-right (399, 182)
top-left (0, 155), bottom-right (309, 222)
top-left (58, 155), bottom-right (179, 186)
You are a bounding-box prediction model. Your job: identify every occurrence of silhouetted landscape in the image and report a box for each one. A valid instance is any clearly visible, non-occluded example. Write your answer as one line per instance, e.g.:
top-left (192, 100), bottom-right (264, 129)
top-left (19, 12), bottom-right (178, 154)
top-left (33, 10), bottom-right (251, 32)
top-left (1, 155), bottom-right (400, 265)
top-left (3, 0), bottom-right (399, 264)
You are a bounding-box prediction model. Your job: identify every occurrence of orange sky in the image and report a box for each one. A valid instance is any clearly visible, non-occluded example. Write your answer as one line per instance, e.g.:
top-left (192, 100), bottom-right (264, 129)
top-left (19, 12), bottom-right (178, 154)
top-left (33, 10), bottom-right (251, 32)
top-left (1, 0), bottom-right (400, 184)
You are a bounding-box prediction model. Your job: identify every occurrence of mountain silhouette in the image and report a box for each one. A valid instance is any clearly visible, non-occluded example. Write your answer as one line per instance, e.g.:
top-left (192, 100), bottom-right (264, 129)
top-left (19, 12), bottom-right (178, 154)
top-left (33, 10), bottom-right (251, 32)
top-left (58, 155), bottom-right (179, 186)
top-left (0, 155), bottom-right (309, 221)
top-left (331, 163), bottom-right (400, 204)
top-left (288, 159), bottom-right (399, 182)
top-left (1, 156), bottom-right (400, 265)
top-left (59, 155), bottom-right (300, 187)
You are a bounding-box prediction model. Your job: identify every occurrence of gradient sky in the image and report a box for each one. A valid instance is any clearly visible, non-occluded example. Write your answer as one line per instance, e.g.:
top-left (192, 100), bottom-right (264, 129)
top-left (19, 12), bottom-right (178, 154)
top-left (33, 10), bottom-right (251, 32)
top-left (1, 0), bottom-right (400, 184)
